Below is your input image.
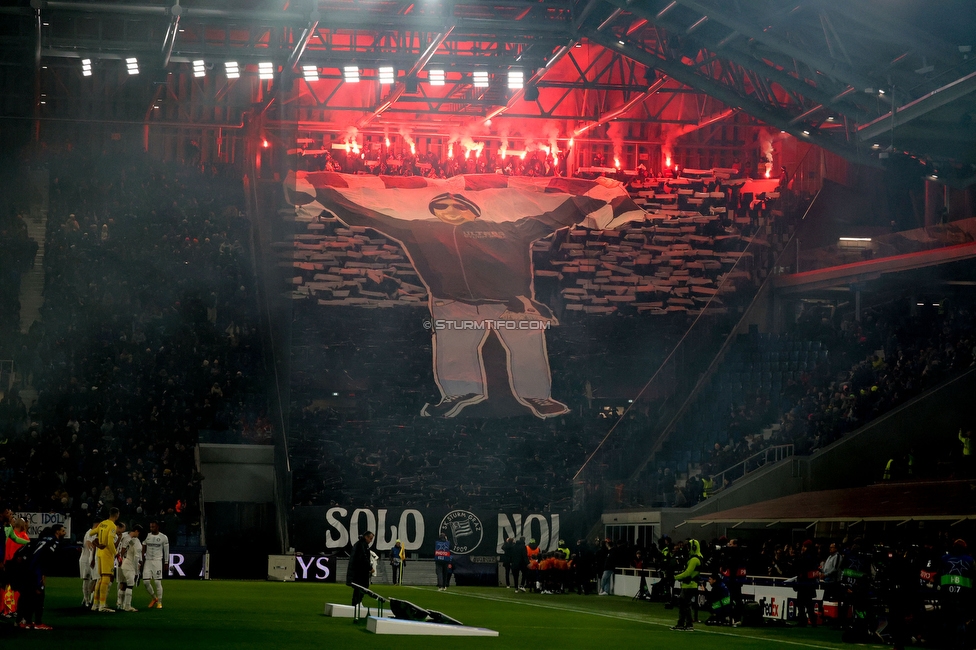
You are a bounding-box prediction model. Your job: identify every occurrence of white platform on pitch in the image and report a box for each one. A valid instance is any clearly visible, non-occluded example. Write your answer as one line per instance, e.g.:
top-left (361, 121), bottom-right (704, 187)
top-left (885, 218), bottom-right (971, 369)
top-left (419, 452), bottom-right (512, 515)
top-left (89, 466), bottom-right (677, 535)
top-left (366, 616), bottom-right (499, 636)
top-left (323, 603), bottom-right (394, 618)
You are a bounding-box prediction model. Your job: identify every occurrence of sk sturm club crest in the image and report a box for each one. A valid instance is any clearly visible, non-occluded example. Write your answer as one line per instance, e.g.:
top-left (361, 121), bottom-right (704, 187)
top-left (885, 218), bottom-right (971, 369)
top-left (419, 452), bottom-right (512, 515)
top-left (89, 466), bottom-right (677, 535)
top-left (439, 510), bottom-right (484, 554)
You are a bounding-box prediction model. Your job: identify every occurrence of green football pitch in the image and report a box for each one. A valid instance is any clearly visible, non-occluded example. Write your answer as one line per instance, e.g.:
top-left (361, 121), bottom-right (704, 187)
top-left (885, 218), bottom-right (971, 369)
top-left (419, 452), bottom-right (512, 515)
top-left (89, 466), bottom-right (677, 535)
top-left (16, 578), bottom-right (879, 649)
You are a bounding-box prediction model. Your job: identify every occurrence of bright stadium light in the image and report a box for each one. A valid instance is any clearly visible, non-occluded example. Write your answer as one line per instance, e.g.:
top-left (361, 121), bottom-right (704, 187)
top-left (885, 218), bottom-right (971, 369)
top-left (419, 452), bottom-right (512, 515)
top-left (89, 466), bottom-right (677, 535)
top-left (302, 64), bottom-right (319, 82)
top-left (126, 57), bottom-right (139, 75)
top-left (258, 62), bottom-right (274, 80)
top-left (193, 60), bottom-right (206, 78)
top-left (378, 66), bottom-right (395, 85)
top-left (429, 69), bottom-right (445, 86)
top-left (472, 70), bottom-right (489, 88)
top-left (81, 58), bottom-right (92, 77)
top-left (225, 61), bottom-right (240, 79)
top-left (343, 65), bottom-right (360, 83)
top-left (508, 69), bottom-right (523, 90)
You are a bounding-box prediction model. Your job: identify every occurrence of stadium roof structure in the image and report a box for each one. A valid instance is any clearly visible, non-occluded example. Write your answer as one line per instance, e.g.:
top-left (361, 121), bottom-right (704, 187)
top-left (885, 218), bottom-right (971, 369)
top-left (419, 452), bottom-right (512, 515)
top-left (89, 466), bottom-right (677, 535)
top-left (2, 0), bottom-right (974, 178)
top-left (681, 480), bottom-right (976, 525)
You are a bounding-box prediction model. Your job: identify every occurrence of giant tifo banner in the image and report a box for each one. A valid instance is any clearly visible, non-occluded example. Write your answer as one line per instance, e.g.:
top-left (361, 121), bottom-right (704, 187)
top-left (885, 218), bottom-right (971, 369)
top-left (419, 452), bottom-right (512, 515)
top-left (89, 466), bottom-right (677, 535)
top-left (284, 172), bottom-right (645, 419)
top-left (291, 506), bottom-right (568, 559)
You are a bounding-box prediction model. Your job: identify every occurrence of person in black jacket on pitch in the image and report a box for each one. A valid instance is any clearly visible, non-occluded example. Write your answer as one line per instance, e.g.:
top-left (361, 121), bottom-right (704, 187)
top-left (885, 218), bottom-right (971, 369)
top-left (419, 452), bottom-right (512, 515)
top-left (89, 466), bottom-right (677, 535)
top-left (346, 531), bottom-right (375, 607)
top-left (16, 525), bottom-right (66, 630)
top-left (511, 537), bottom-right (530, 592)
top-left (792, 540), bottom-right (820, 627)
top-left (501, 537), bottom-right (516, 588)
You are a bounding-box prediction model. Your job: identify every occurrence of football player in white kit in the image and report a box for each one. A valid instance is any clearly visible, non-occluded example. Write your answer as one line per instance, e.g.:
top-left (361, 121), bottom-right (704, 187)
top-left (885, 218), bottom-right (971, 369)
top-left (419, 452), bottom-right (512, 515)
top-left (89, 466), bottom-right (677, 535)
top-left (79, 525), bottom-right (99, 608)
top-left (142, 521), bottom-right (169, 609)
top-left (113, 521), bottom-right (127, 609)
top-left (118, 525), bottom-right (143, 612)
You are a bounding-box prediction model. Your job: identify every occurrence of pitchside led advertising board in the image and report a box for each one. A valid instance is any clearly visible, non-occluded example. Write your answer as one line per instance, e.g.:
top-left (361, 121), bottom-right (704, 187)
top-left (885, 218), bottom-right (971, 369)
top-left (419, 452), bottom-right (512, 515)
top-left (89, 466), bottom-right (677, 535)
top-left (166, 548), bottom-right (208, 579)
top-left (292, 507), bottom-right (568, 560)
top-left (294, 555), bottom-right (336, 582)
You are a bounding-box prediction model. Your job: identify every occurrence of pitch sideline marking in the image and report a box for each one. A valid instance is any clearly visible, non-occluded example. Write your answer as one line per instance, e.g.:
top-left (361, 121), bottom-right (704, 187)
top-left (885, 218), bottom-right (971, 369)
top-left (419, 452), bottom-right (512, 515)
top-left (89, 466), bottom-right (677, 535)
top-left (407, 587), bottom-right (846, 650)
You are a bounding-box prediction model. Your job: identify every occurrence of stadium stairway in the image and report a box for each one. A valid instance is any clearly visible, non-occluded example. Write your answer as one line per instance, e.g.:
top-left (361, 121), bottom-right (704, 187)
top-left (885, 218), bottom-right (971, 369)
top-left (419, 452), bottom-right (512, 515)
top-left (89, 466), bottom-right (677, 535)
top-left (18, 168), bottom-right (48, 334)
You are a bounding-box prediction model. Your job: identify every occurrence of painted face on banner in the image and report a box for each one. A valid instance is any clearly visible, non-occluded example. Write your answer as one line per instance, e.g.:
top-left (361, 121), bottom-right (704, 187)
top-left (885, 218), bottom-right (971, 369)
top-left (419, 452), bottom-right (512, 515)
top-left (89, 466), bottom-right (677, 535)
top-left (428, 193), bottom-right (481, 225)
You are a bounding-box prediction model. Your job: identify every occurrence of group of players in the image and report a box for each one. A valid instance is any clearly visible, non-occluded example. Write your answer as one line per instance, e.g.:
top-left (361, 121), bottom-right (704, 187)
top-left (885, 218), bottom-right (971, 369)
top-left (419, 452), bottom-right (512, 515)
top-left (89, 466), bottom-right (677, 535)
top-left (79, 507), bottom-right (170, 613)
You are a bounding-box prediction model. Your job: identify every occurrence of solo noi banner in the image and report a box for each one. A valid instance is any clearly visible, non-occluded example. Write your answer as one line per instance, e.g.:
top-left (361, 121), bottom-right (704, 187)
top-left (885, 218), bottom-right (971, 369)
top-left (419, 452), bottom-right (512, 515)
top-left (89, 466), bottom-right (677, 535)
top-left (292, 506), bottom-right (570, 561)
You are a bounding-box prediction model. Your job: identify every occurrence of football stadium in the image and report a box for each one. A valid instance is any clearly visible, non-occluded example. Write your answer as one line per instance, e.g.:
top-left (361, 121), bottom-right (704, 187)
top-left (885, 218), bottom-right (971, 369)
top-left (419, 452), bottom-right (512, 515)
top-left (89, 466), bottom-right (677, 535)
top-left (1, 1), bottom-right (975, 648)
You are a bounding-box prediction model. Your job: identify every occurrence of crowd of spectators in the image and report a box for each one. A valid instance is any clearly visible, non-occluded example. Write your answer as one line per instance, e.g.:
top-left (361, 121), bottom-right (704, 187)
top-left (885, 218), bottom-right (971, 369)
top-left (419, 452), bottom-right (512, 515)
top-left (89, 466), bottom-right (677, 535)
top-left (566, 530), bottom-right (974, 646)
top-left (0, 153), bottom-right (267, 544)
top-left (300, 147), bottom-right (566, 179)
top-left (289, 378), bottom-right (597, 512)
top-left (649, 295), bottom-right (976, 507)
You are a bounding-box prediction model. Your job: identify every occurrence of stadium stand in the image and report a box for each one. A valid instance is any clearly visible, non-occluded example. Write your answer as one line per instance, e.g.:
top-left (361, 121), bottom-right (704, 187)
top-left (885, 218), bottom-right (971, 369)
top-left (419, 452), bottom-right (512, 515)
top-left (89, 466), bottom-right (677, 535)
top-left (280, 168), bottom-right (793, 512)
top-left (0, 153), bottom-right (267, 545)
top-left (637, 292), bottom-right (976, 507)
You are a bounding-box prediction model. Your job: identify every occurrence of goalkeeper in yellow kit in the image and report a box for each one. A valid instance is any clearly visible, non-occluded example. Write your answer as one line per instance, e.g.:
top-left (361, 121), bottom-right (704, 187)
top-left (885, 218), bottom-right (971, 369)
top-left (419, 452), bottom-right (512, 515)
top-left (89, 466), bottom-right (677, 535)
top-left (93, 507), bottom-right (120, 613)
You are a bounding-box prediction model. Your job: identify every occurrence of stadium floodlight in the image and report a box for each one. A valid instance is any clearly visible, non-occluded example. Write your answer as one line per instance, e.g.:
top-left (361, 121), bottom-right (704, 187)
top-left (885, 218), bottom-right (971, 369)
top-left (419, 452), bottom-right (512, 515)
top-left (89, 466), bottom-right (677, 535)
top-left (378, 66), bottom-right (395, 85)
top-left (126, 57), bottom-right (139, 75)
top-left (472, 70), bottom-right (489, 88)
top-left (507, 69), bottom-right (523, 90)
top-left (302, 64), bottom-right (319, 82)
top-left (258, 62), bottom-right (275, 80)
top-left (343, 65), bottom-right (360, 83)
top-left (81, 58), bottom-right (92, 77)
top-left (224, 61), bottom-right (240, 79)
top-left (428, 68), bottom-right (445, 86)
top-left (193, 60), bottom-right (206, 78)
